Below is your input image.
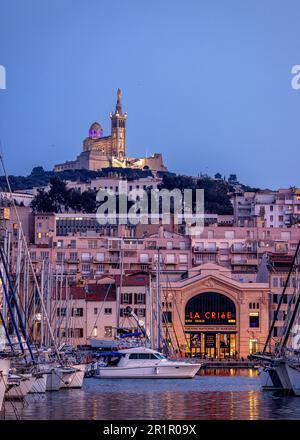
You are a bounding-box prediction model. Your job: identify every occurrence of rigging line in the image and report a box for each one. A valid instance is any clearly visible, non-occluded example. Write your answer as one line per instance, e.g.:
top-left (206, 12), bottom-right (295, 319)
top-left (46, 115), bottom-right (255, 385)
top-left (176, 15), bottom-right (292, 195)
top-left (282, 262), bottom-right (300, 350)
top-left (263, 240), bottom-right (300, 353)
top-left (0, 247), bottom-right (34, 361)
top-left (88, 283), bottom-right (112, 339)
top-left (0, 153), bottom-right (61, 361)
top-left (165, 271), bottom-right (190, 353)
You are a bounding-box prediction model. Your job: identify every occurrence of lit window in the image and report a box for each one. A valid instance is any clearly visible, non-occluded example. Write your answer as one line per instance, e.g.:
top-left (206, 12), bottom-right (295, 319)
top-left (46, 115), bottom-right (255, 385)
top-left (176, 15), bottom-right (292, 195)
top-left (249, 312), bottom-right (259, 328)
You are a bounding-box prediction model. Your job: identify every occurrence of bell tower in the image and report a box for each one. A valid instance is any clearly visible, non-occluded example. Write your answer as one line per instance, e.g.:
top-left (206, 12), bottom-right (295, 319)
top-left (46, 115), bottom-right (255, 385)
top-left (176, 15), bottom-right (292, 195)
top-left (110, 88), bottom-right (127, 160)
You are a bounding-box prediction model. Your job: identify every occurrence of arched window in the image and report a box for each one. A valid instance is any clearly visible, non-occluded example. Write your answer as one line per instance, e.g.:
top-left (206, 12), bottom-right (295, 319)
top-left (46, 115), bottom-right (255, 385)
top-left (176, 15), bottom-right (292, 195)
top-left (185, 292), bottom-right (236, 325)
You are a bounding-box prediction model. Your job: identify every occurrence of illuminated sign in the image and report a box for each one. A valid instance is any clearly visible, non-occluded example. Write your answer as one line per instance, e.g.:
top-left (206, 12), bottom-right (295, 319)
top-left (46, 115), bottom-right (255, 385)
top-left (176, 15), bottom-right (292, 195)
top-left (185, 292), bottom-right (236, 326)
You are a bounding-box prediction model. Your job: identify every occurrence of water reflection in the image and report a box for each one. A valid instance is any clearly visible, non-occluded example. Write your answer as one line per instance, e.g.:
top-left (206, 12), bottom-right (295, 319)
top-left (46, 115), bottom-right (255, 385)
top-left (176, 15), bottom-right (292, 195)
top-left (2, 370), bottom-right (300, 420)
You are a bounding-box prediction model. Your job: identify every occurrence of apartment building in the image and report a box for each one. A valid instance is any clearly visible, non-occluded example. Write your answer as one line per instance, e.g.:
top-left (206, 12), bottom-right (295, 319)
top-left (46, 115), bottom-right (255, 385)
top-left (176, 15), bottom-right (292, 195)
top-left (231, 188), bottom-right (300, 228)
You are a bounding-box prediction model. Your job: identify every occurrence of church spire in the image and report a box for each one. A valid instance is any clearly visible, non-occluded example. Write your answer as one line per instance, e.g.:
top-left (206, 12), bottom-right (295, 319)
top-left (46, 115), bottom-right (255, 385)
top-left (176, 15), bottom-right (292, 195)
top-left (110, 88), bottom-right (127, 159)
top-left (115, 88), bottom-right (122, 115)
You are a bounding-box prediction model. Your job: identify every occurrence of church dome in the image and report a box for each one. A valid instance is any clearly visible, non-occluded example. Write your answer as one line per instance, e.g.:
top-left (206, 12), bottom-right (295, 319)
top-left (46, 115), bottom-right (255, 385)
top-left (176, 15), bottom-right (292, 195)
top-left (89, 122), bottom-right (103, 138)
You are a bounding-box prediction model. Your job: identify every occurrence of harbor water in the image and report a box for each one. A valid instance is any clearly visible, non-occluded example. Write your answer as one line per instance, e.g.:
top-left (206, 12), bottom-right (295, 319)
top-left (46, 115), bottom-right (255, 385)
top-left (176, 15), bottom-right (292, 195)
top-left (2, 369), bottom-right (300, 420)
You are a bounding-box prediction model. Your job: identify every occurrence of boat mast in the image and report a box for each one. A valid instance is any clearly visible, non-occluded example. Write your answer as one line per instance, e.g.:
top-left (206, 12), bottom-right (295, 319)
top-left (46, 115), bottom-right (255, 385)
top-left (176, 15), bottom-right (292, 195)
top-left (156, 246), bottom-right (161, 351)
top-left (263, 240), bottom-right (300, 353)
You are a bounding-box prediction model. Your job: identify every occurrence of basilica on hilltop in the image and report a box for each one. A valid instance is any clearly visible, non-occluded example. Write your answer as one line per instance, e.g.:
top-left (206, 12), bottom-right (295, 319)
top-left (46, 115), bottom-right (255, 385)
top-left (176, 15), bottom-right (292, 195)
top-left (54, 89), bottom-right (166, 174)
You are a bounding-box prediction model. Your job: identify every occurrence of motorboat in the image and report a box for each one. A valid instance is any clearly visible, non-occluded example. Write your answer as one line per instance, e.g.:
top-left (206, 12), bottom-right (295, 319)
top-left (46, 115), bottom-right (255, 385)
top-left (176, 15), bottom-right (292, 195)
top-left (93, 346), bottom-right (201, 379)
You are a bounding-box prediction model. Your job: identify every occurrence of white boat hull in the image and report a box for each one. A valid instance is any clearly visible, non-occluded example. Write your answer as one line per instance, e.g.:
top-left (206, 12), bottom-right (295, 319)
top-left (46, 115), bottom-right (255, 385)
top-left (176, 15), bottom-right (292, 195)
top-left (6, 375), bottom-right (37, 399)
top-left (60, 364), bottom-right (86, 389)
top-left (259, 367), bottom-right (283, 390)
top-left (0, 359), bottom-right (10, 411)
top-left (29, 374), bottom-right (47, 393)
top-left (96, 363), bottom-right (200, 379)
top-left (274, 361), bottom-right (292, 391)
top-left (285, 363), bottom-right (300, 396)
top-left (46, 369), bottom-right (64, 391)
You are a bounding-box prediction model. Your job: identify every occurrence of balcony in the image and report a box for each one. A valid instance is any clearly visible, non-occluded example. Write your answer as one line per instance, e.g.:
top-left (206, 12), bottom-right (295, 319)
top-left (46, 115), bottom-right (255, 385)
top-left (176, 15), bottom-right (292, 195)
top-left (193, 246), bottom-right (218, 253)
top-left (81, 256), bottom-right (93, 262)
top-left (66, 258), bottom-right (79, 263)
top-left (231, 245), bottom-right (257, 253)
top-left (231, 258), bottom-right (258, 266)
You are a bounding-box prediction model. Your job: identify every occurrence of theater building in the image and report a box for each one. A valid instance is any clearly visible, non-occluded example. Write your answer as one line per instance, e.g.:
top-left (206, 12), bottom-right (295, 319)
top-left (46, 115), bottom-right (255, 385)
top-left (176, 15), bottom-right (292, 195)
top-left (160, 263), bottom-right (270, 358)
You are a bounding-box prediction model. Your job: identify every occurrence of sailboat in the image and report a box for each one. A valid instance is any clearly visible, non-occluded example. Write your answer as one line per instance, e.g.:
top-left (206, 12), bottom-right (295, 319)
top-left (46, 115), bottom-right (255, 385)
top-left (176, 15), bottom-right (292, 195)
top-left (253, 241), bottom-right (300, 394)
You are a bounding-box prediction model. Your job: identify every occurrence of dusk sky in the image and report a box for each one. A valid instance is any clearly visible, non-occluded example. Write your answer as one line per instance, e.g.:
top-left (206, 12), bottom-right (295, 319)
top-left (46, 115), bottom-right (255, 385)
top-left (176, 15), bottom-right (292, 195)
top-left (1, 0), bottom-right (300, 188)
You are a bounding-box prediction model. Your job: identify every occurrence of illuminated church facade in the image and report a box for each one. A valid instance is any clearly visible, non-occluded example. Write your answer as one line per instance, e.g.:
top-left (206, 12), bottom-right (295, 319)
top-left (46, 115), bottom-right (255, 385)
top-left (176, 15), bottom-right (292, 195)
top-left (54, 89), bottom-right (166, 173)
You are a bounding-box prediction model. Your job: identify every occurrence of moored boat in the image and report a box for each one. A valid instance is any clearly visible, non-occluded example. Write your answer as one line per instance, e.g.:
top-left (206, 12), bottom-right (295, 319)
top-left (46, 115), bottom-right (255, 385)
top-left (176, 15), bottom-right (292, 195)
top-left (93, 347), bottom-right (201, 379)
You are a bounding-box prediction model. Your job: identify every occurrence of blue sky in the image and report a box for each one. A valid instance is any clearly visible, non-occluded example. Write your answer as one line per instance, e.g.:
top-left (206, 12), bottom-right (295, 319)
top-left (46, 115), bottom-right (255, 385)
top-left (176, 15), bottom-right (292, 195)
top-left (0, 0), bottom-right (300, 188)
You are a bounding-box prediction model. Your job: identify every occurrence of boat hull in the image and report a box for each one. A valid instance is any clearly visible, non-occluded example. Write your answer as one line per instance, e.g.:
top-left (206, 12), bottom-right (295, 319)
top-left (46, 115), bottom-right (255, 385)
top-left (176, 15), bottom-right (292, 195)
top-left (0, 359), bottom-right (10, 411)
top-left (95, 363), bottom-right (200, 379)
top-left (29, 374), bottom-right (47, 393)
top-left (60, 364), bottom-right (86, 389)
top-left (285, 363), bottom-right (300, 396)
top-left (259, 367), bottom-right (283, 390)
top-left (274, 361), bottom-right (292, 391)
top-left (6, 375), bottom-right (37, 399)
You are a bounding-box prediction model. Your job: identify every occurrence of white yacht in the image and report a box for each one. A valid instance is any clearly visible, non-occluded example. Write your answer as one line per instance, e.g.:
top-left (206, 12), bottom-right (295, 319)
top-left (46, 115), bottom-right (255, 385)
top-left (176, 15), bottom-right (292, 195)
top-left (93, 347), bottom-right (201, 379)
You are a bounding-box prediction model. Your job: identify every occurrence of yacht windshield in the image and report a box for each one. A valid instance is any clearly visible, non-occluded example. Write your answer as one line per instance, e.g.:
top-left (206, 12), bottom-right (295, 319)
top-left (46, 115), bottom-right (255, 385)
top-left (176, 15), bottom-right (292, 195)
top-left (154, 352), bottom-right (166, 359)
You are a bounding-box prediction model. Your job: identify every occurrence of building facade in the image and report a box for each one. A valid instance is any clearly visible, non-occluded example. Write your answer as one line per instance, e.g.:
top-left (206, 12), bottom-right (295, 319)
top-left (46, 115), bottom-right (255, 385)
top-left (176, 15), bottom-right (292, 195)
top-left (54, 89), bottom-right (167, 173)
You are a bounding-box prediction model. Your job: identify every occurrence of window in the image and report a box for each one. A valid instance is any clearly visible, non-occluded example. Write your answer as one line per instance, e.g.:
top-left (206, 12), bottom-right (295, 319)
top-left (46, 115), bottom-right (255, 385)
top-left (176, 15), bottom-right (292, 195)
top-left (166, 254), bottom-right (175, 264)
top-left (225, 231), bottom-right (234, 239)
top-left (82, 253), bottom-right (91, 261)
top-left (96, 253), bottom-right (104, 262)
top-left (166, 242), bottom-right (173, 250)
top-left (134, 308), bottom-right (146, 317)
top-left (104, 308), bottom-right (112, 315)
top-left (121, 293), bottom-right (132, 304)
top-left (140, 253), bottom-right (149, 263)
top-left (129, 353), bottom-right (152, 360)
top-left (162, 311), bottom-right (172, 324)
top-left (249, 339), bottom-right (259, 354)
top-left (179, 254), bottom-right (188, 263)
top-left (249, 312), bottom-right (259, 328)
top-left (134, 293), bottom-right (146, 305)
top-left (272, 277), bottom-right (278, 287)
top-left (72, 308), bottom-right (83, 317)
top-left (94, 307), bottom-right (98, 315)
top-left (88, 240), bottom-right (98, 249)
top-left (273, 294), bottom-right (278, 304)
top-left (57, 307), bottom-right (66, 317)
top-left (41, 251), bottom-right (49, 261)
top-left (69, 252), bottom-right (78, 261)
top-left (82, 263), bottom-right (91, 273)
top-left (57, 252), bottom-right (65, 262)
top-left (96, 263), bottom-right (105, 273)
top-left (73, 328), bottom-right (83, 338)
top-left (104, 326), bottom-right (112, 337)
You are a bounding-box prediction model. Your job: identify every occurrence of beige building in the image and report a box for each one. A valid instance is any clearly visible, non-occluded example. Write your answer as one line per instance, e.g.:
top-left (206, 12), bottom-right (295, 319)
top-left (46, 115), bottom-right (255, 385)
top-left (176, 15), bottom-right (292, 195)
top-left (54, 89), bottom-right (167, 174)
top-left (159, 263), bottom-right (270, 358)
